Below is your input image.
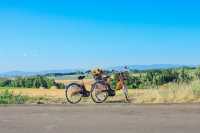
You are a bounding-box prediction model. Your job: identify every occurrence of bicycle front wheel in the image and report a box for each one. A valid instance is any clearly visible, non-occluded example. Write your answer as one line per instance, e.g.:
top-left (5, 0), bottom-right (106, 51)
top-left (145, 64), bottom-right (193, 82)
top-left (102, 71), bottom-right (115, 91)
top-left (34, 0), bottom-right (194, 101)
top-left (91, 81), bottom-right (109, 103)
top-left (65, 83), bottom-right (83, 104)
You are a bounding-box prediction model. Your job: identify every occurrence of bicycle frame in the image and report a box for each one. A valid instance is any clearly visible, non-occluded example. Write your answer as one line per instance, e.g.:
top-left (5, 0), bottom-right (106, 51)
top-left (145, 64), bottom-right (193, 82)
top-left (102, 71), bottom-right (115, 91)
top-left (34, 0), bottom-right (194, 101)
top-left (80, 79), bottom-right (90, 97)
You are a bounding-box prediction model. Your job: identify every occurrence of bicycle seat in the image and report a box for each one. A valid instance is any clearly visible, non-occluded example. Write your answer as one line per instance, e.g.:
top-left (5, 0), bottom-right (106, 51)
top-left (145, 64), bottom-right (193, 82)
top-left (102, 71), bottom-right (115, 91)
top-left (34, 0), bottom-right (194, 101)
top-left (78, 76), bottom-right (86, 80)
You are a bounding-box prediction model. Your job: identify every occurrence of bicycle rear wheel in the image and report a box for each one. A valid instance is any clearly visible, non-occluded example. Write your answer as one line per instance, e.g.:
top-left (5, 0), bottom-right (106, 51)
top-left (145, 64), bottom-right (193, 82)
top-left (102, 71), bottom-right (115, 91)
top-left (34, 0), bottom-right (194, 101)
top-left (65, 83), bottom-right (83, 104)
top-left (91, 81), bottom-right (109, 103)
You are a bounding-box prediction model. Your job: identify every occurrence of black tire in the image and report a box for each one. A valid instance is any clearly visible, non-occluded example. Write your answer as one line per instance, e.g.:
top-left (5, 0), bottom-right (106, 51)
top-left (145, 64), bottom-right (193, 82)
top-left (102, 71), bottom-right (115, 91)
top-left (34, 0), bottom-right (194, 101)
top-left (65, 83), bottom-right (83, 104)
top-left (91, 81), bottom-right (109, 103)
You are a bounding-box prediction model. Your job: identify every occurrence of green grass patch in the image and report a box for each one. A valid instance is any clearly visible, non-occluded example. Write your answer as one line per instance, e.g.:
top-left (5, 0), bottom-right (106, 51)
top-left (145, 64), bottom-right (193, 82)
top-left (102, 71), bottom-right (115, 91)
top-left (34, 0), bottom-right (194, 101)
top-left (0, 89), bottom-right (29, 104)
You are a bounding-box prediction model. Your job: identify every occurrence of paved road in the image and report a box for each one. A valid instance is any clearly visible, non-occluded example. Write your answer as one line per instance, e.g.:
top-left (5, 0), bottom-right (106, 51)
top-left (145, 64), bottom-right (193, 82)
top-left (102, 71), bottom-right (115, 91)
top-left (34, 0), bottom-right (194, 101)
top-left (0, 104), bottom-right (200, 133)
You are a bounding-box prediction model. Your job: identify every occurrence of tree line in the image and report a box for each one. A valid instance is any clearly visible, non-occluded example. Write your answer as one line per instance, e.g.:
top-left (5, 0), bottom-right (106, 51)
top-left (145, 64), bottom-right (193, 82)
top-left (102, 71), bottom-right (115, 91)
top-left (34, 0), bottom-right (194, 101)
top-left (113, 67), bottom-right (200, 89)
top-left (0, 76), bottom-right (65, 89)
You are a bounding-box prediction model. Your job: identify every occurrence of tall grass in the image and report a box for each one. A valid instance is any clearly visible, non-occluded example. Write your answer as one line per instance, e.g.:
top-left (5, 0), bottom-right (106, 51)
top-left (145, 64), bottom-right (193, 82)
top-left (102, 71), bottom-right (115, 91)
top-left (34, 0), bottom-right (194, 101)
top-left (0, 89), bottom-right (29, 104)
top-left (135, 80), bottom-right (200, 104)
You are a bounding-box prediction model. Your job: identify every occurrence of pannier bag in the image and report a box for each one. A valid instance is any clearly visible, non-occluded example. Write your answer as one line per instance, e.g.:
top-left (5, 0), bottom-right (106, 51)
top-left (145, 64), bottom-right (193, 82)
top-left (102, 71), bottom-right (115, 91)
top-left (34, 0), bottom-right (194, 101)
top-left (107, 84), bottom-right (116, 97)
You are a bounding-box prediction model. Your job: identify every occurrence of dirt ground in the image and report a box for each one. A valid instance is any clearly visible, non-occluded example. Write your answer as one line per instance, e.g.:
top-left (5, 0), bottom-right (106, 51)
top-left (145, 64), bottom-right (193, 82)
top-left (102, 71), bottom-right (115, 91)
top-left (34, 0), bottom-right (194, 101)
top-left (0, 104), bottom-right (200, 133)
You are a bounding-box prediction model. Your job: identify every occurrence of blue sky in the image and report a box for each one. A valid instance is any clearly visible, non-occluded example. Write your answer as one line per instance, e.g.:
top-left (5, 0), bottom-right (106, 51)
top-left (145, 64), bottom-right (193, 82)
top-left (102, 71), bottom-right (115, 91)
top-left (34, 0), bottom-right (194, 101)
top-left (0, 0), bottom-right (200, 72)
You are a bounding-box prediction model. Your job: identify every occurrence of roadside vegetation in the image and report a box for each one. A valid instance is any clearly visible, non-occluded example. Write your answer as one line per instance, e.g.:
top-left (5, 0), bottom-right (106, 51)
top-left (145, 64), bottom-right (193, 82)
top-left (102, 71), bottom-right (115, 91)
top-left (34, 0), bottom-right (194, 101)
top-left (0, 89), bottom-right (29, 104)
top-left (134, 81), bottom-right (200, 104)
top-left (0, 89), bottom-right (66, 104)
top-left (0, 66), bottom-right (200, 104)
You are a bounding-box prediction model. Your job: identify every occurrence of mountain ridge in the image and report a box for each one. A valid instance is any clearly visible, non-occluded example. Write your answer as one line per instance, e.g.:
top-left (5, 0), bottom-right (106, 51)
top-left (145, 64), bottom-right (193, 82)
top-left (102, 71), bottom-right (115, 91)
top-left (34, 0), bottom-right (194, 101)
top-left (0, 64), bottom-right (198, 77)
top-left (108, 64), bottom-right (197, 71)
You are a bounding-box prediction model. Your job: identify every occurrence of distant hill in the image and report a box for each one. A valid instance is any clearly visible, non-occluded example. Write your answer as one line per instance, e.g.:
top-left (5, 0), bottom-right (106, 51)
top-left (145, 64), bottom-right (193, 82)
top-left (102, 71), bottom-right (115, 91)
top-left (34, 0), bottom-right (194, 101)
top-left (0, 69), bottom-right (80, 77)
top-left (0, 71), bottom-right (35, 77)
top-left (0, 64), bottom-right (198, 77)
top-left (108, 64), bottom-right (197, 71)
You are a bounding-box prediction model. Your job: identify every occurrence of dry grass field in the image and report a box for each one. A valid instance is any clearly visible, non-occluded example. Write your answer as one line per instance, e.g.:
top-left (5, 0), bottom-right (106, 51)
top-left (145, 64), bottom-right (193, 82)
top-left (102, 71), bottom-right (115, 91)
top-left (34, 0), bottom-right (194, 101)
top-left (6, 88), bottom-right (65, 98)
top-left (1, 80), bottom-right (200, 104)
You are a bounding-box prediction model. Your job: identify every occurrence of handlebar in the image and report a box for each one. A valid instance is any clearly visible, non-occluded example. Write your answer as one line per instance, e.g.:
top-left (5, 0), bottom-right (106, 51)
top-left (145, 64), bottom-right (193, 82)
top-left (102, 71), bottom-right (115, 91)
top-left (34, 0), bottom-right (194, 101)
top-left (111, 66), bottom-right (129, 73)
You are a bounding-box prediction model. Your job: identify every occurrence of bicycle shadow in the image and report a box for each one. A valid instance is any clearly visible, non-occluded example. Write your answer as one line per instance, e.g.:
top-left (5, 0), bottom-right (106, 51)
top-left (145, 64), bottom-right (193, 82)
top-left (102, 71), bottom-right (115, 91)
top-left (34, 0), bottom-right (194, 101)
top-left (105, 100), bottom-right (128, 103)
top-left (105, 98), bottom-right (133, 104)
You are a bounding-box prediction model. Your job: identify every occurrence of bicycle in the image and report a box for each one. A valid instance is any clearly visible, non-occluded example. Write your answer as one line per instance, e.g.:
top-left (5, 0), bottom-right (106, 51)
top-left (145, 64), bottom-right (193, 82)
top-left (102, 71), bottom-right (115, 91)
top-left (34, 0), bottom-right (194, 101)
top-left (91, 69), bottom-right (129, 103)
top-left (65, 69), bottom-right (129, 104)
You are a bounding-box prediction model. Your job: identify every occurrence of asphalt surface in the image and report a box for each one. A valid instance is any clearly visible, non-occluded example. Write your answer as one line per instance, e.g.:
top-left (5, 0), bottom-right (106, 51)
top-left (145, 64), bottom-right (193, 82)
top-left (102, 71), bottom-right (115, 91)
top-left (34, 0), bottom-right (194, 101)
top-left (0, 104), bottom-right (200, 133)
